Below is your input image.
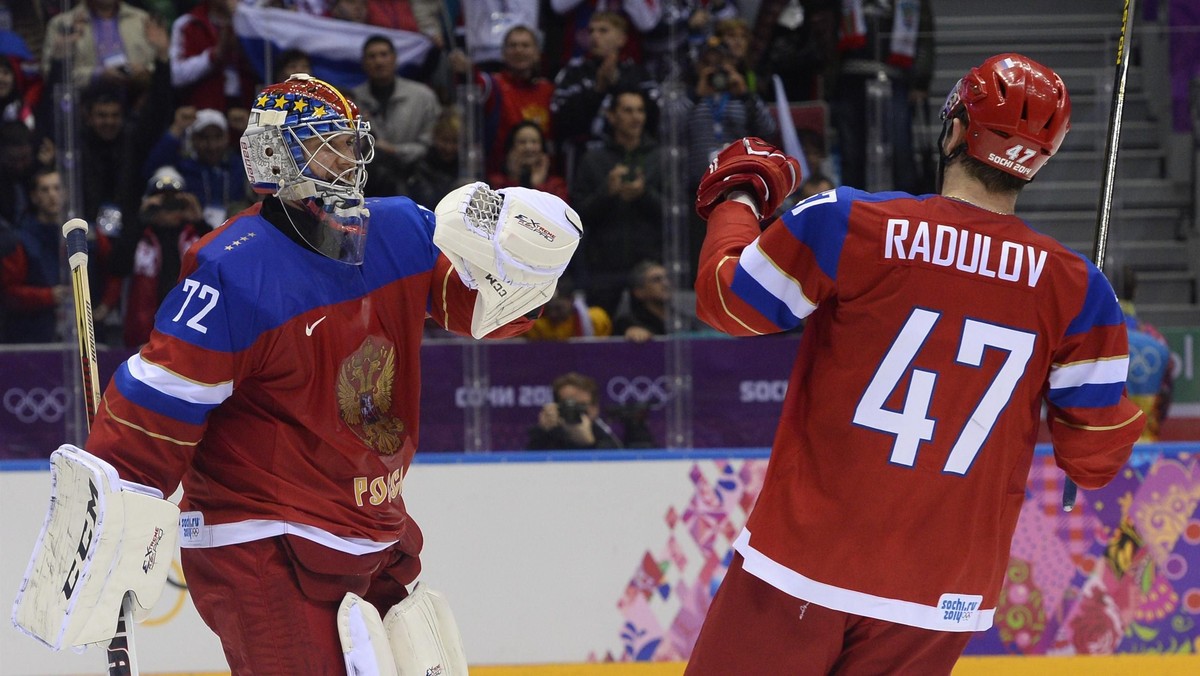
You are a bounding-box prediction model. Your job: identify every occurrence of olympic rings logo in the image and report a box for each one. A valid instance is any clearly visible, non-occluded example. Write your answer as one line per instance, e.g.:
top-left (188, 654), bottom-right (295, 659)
top-left (3, 387), bottom-right (69, 424)
top-left (1128, 342), bottom-right (1166, 382)
top-left (606, 376), bottom-right (673, 409)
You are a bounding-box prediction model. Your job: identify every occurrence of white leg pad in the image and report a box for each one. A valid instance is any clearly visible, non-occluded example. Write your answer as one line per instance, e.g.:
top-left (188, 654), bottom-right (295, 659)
top-left (384, 584), bottom-right (469, 676)
top-left (339, 593), bottom-right (399, 676)
top-left (11, 444), bottom-right (180, 649)
top-left (339, 585), bottom-right (468, 676)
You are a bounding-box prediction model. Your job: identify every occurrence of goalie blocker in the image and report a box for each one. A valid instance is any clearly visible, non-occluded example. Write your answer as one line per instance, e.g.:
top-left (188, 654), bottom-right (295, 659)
top-left (434, 182), bottom-right (582, 339)
top-left (12, 445), bottom-right (180, 650)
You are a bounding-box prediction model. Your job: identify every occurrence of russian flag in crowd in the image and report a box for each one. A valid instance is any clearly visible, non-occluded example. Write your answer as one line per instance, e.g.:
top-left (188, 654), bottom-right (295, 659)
top-left (233, 6), bottom-right (434, 90)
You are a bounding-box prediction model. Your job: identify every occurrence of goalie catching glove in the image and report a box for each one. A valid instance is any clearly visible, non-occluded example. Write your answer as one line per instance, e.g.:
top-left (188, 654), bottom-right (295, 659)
top-left (695, 137), bottom-right (803, 220)
top-left (434, 182), bottom-right (582, 339)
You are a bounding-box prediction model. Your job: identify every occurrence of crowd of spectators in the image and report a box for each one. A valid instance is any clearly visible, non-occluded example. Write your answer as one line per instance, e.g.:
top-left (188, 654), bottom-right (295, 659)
top-left (0, 0), bottom-right (939, 349)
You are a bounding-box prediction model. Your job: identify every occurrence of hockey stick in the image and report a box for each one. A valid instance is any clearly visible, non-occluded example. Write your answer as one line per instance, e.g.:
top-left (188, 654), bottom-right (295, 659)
top-left (1062, 0), bottom-right (1137, 512)
top-left (62, 218), bottom-right (139, 676)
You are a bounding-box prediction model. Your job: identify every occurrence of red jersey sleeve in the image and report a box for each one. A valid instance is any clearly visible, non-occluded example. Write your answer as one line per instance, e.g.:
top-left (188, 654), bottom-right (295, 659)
top-left (426, 253), bottom-right (533, 339)
top-left (1045, 263), bottom-right (1144, 488)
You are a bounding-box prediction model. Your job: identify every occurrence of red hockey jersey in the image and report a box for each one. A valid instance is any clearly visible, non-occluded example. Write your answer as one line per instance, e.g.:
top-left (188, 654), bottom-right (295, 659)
top-left (696, 188), bottom-right (1143, 632)
top-left (87, 197), bottom-right (529, 563)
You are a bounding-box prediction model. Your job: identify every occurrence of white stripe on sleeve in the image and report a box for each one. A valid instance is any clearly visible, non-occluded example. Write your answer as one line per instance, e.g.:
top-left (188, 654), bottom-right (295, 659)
top-left (740, 241), bottom-right (817, 321)
top-left (1048, 357), bottom-right (1130, 390)
top-left (127, 354), bottom-right (234, 405)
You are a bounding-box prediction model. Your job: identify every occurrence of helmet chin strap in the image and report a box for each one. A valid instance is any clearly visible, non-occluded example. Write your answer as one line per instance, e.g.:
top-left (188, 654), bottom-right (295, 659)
top-left (935, 115), bottom-right (967, 194)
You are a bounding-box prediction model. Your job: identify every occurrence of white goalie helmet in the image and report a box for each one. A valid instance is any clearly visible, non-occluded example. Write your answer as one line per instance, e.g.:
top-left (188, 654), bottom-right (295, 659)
top-left (240, 74), bottom-right (375, 264)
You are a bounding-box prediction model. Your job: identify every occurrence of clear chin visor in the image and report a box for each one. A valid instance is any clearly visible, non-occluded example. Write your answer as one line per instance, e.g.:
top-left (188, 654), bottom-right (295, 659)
top-left (287, 126), bottom-right (374, 265)
top-left (297, 195), bottom-right (370, 266)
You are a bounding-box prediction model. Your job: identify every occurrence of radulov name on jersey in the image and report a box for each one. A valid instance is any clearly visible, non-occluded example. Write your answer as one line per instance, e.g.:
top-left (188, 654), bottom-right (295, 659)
top-left (884, 218), bottom-right (1047, 288)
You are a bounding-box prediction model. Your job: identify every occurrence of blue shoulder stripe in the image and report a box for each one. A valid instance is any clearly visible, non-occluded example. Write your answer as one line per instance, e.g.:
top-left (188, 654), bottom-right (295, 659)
top-left (1065, 255), bottom-right (1124, 336)
top-left (113, 362), bottom-right (218, 426)
top-left (778, 188), bottom-right (850, 281)
top-left (1047, 381), bottom-right (1128, 409)
top-left (730, 266), bottom-right (803, 330)
top-left (778, 187), bottom-right (921, 282)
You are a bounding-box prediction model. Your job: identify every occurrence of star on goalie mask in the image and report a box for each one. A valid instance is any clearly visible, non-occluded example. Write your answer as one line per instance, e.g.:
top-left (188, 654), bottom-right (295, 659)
top-left (241, 74), bottom-right (376, 264)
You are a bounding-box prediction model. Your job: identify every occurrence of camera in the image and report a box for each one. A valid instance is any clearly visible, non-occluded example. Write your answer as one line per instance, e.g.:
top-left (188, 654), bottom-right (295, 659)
top-left (557, 400), bottom-right (586, 425)
top-left (707, 70), bottom-right (730, 92)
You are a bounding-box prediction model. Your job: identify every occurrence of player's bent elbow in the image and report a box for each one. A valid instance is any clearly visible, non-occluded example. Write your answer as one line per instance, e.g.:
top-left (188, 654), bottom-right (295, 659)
top-left (1068, 468), bottom-right (1122, 491)
top-left (1057, 443), bottom-right (1136, 491)
top-left (695, 307), bottom-right (759, 337)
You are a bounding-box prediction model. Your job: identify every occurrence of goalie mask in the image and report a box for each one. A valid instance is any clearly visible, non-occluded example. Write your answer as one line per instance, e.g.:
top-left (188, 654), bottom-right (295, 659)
top-left (939, 53), bottom-right (1070, 181)
top-left (241, 74), bottom-right (375, 264)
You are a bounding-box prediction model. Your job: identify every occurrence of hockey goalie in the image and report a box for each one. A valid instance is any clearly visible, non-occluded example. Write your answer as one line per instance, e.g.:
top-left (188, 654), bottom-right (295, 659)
top-left (13, 73), bottom-right (581, 675)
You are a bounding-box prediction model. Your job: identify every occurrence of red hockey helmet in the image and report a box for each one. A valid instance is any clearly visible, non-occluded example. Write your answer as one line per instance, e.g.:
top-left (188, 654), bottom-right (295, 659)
top-left (940, 53), bottom-right (1070, 180)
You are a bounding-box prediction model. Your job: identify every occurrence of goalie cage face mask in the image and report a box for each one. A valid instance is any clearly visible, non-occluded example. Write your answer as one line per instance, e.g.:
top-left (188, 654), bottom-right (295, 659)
top-left (940, 53), bottom-right (1071, 181)
top-left (241, 74), bottom-right (375, 265)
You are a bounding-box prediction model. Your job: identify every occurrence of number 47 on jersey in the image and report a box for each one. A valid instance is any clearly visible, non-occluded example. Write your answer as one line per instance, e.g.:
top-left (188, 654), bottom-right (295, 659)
top-left (853, 308), bottom-right (1035, 475)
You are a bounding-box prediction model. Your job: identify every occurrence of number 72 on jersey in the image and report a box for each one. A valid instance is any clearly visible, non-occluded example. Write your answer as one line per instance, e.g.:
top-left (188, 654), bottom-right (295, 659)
top-left (170, 279), bottom-right (221, 334)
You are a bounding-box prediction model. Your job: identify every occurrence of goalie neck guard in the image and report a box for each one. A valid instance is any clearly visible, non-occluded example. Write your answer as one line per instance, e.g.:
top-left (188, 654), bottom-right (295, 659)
top-left (940, 53), bottom-right (1070, 181)
top-left (241, 74), bottom-right (375, 264)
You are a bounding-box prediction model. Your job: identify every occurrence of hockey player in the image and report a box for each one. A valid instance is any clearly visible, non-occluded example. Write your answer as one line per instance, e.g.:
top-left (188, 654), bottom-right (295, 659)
top-left (685, 54), bottom-right (1144, 673)
top-left (13, 74), bottom-right (580, 674)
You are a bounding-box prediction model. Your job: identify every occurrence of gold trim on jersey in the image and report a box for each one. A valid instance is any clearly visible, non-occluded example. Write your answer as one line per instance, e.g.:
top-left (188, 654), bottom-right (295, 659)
top-left (1051, 354), bottom-right (1131, 369)
top-left (103, 398), bottom-right (202, 446)
top-left (441, 262), bottom-right (454, 332)
top-left (1052, 409), bottom-right (1144, 431)
top-left (715, 256), bottom-right (764, 335)
top-left (140, 355), bottom-right (235, 389)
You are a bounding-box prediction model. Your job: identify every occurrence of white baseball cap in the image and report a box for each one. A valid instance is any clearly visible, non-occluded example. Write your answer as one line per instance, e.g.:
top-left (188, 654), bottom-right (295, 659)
top-left (189, 108), bottom-right (228, 134)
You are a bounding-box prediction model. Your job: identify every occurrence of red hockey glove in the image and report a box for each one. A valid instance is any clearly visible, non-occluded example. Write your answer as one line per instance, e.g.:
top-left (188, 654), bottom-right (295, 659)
top-left (695, 137), bottom-right (803, 220)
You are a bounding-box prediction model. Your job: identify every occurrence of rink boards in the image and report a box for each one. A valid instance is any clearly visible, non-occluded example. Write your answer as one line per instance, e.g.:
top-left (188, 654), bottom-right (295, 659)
top-left (2, 445), bottom-right (1198, 674)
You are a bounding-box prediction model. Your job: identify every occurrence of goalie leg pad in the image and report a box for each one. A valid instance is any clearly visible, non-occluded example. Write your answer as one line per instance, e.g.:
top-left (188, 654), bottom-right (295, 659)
top-left (11, 445), bottom-right (180, 649)
top-left (339, 585), bottom-right (468, 676)
top-left (339, 593), bottom-right (399, 676)
top-left (384, 583), bottom-right (469, 676)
